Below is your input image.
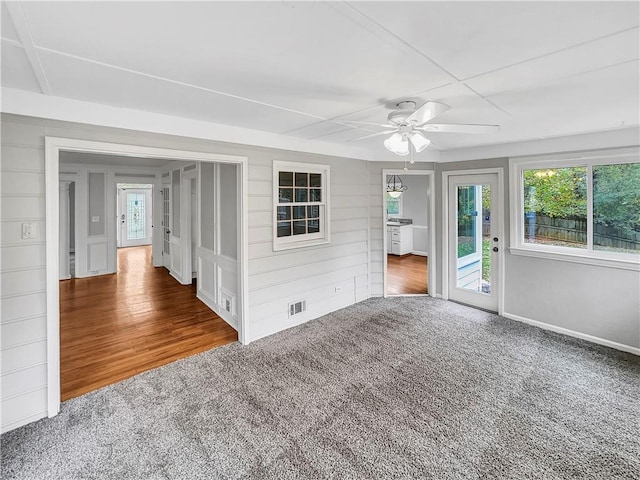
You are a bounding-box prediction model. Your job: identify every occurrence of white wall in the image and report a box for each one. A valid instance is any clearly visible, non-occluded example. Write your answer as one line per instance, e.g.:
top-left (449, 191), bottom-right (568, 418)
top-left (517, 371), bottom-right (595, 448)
top-left (0, 113), bottom-right (371, 433)
top-left (246, 151), bottom-right (370, 341)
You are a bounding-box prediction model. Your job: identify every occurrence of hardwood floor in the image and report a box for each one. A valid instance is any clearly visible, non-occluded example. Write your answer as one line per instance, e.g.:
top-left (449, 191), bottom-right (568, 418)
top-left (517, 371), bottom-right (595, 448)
top-left (387, 254), bottom-right (428, 295)
top-left (60, 245), bottom-right (237, 401)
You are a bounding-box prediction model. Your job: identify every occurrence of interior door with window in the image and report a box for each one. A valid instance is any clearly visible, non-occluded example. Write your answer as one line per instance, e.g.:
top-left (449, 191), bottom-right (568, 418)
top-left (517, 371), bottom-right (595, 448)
top-left (448, 173), bottom-right (501, 312)
top-left (119, 188), bottom-right (152, 248)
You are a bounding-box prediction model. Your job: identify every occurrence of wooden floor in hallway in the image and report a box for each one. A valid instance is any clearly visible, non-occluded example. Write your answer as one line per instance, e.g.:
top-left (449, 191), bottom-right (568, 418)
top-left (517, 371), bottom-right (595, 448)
top-left (387, 254), bottom-right (428, 295)
top-left (60, 245), bottom-right (238, 401)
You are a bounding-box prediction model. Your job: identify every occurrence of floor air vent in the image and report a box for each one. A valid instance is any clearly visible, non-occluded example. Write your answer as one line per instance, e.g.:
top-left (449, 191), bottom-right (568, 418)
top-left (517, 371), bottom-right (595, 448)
top-left (288, 300), bottom-right (306, 317)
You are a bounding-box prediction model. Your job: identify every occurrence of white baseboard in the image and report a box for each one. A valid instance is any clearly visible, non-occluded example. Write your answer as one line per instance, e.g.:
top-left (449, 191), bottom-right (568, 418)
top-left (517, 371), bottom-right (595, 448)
top-left (1, 410), bottom-right (47, 434)
top-left (411, 251), bottom-right (429, 257)
top-left (196, 291), bottom-right (238, 331)
top-left (502, 311), bottom-right (640, 356)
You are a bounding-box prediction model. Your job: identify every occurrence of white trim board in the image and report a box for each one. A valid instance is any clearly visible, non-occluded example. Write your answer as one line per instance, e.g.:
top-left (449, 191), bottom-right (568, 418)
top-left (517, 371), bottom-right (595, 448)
top-left (45, 137), bottom-right (250, 420)
top-left (502, 312), bottom-right (640, 356)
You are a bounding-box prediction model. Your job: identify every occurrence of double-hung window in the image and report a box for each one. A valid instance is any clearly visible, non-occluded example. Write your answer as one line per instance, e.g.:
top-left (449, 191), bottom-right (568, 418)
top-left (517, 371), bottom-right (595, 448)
top-left (273, 161), bottom-right (330, 251)
top-left (510, 147), bottom-right (639, 269)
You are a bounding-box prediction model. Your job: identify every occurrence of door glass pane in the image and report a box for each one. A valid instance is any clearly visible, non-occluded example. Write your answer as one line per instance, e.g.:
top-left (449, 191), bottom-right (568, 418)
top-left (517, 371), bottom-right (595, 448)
top-left (126, 192), bottom-right (146, 240)
top-left (456, 184), bottom-right (492, 294)
top-left (457, 186), bottom-right (477, 258)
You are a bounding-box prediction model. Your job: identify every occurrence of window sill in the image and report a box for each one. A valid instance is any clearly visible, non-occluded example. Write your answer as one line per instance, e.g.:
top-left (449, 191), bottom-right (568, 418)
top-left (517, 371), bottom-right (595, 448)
top-left (509, 246), bottom-right (640, 271)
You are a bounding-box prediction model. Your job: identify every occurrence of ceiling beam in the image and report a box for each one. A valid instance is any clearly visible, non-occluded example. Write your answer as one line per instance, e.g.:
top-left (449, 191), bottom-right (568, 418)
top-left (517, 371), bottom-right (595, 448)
top-left (5, 1), bottom-right (52, 95)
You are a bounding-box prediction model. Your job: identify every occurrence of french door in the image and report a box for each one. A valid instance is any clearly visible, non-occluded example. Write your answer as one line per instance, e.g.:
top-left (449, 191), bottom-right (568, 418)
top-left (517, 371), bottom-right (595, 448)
top-left (447, 173), bottom-right (501, 312)
top-left (119, 188), bottom-right (152, 248)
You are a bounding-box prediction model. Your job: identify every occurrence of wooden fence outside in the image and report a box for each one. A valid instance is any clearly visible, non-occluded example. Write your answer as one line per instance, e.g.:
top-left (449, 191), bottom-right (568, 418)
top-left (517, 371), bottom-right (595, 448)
top-left (524, 213), bottom-right (640, 250)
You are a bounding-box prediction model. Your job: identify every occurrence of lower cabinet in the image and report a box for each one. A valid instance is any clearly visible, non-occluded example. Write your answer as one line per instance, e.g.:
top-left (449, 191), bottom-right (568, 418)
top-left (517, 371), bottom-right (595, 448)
top-left (387, 224), bottom-right (413, 255)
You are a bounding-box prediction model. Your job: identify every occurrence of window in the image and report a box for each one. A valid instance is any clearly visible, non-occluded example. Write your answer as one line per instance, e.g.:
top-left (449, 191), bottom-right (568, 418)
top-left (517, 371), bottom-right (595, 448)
top-left (273, 161), bottom-right (330, 251)
top-left (386, 192), bottom-right (402, 216)
top-left (523, 166), bottom-right (587, 249)
top-left (511, 149), bottom-right (639, 268)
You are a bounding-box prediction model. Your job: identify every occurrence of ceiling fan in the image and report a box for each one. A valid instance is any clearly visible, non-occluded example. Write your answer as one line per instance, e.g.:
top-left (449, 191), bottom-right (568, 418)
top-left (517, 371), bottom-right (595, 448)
top-left (348, 100), bottom-right (500, 157)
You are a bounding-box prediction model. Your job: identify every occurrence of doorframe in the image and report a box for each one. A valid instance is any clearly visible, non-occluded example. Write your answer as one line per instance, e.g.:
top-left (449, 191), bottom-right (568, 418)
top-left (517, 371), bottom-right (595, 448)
top-left (382, 169), bottom-right (436, 297)
top-left (45, 136), bottom-right (249, 418)
top-left (441, 167), bottom-right (505, 314)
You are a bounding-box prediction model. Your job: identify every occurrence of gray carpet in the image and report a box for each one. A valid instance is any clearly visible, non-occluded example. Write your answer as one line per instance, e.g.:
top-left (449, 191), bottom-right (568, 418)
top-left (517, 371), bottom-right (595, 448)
top-left (2, 297), bottom-right (639, 479)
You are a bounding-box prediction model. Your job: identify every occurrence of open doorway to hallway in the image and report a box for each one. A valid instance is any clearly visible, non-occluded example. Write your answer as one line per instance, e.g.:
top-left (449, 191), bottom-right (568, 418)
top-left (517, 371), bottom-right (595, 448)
top-left (60, 244), bottom-right (237, 400)
top-left (384, 171), bottom-right (434, 296)
top-left (57, 152), bottom-right (241, 401)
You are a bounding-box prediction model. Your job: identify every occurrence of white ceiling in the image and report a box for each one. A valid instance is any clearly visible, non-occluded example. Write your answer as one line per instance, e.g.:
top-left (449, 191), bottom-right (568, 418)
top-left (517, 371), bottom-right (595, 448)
top-left (2, 1), bottom-right (639, 160)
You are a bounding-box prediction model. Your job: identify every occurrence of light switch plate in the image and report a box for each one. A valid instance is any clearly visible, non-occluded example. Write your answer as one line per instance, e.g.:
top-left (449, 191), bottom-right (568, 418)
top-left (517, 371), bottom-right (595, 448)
top-left (22, 222), bottom-right (37, 239)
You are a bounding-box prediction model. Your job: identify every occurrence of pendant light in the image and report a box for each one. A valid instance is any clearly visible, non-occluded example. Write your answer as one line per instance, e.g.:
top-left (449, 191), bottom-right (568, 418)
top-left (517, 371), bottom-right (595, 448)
top-left (386, 174), bottom-right (407, 198)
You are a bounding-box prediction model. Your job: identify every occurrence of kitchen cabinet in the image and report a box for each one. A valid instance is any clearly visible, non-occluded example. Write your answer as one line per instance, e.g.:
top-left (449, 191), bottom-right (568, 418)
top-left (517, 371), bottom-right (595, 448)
top-left (387, 224), bottom-right (413, 255)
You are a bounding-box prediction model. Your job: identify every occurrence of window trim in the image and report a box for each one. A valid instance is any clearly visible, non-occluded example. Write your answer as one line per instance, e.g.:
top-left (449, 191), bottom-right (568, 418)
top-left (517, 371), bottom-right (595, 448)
top-left (509, 147), bottom-right (640, 271)
top-left (273, 160), bottom-right (330, 251)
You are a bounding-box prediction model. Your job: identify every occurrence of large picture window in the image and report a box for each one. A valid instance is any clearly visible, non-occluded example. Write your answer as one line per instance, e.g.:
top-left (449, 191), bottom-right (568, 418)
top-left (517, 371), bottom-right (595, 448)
top-left (273, 161), bottom-right (330, 251)
top-left (511, 149), bottom-right (639, 269)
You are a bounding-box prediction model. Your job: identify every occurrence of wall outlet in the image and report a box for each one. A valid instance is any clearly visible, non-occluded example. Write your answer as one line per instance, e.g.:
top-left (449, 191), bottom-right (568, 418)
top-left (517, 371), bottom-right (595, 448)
top-left (22, 222), bottom-right (37, 239)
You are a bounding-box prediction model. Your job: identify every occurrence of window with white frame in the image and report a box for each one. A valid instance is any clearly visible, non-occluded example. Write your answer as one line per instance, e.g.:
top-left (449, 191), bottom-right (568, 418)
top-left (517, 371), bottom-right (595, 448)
top-left (273, 161), bottom-right (330, 251)
top-left (511, 148), bottom-right (640, 267)
top-left (386, 192), bottom-right (402, 217)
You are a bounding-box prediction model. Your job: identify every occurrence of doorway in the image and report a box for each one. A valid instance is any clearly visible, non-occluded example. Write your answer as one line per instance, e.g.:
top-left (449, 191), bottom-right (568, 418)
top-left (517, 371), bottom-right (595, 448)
top-left (383, 170), bottom-right (435, 297)
top-left (116, 184), bottom-right (153, 249)
top-left (445, 171), bottom-right (503, 312)
top-left (46, 137), bottom-right (249, 418)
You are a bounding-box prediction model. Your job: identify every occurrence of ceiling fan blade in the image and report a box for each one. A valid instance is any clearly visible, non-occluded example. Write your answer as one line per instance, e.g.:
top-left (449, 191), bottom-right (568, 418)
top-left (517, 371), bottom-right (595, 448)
top-left (419, 123), bottom-right (500, 134)
top-left (339, 120), bottom-right (396, 128)
top-left (406, 101), bottom-right (451, 125)
top-left (349, 129), bottom-right (397, 142)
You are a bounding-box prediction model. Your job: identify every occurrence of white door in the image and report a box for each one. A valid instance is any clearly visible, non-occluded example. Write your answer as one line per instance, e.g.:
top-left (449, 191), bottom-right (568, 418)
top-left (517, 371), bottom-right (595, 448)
top-left (119, 188), bottom-right (152, 248)
top-left (161, 185), bottom-right (171, 269)
top-left (448, 173), bottom-right (501, 312)
top-left (169, 169), bottom-right (185, 282)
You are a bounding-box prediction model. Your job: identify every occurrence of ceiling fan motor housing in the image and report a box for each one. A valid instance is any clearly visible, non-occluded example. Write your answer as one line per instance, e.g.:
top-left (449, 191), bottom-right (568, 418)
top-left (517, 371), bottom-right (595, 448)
top-left (388, 110), bottom-right (415, 125)
top-left (387, 99), bottom-right (419, 125)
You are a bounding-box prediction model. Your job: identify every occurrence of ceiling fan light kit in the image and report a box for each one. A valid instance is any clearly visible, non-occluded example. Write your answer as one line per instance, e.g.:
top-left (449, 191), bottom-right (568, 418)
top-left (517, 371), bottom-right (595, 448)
top-left (384, 133), bottom-right (409, 156)
top-left (350, 98), bottom-right (499, 159)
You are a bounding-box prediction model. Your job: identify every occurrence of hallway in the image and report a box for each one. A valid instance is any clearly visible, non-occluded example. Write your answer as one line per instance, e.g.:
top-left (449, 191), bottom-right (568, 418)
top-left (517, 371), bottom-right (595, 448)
top-left (60, 245), bottom-right (237, 401)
